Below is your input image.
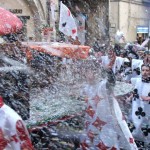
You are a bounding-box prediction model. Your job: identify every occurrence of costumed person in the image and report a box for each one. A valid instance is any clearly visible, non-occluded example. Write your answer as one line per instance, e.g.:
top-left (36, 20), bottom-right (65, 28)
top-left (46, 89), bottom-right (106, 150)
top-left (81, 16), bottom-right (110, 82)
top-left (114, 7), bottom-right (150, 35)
top-left (121, 58), bottom-right (142, 83)
top-left (131, 59), bottom-right (143, 78)
top-left (93, 42), bottom-right (105, 60)
top-left (126, 45), bottom-right (139, 60)
top-left (119, 57), bottom-right (132, 82)
top-left (127, 64), bottom-right (150, 148)
top-left (100, 47), bottom-right (125, 75)
top-left (143, 50), bottom-right (150, 65)
top-left (0, 47), bottom-right (33, 149)
top-left (80, 51), bottom-right (138, 149)
top-left (0, 96), bottom-right (34, 150)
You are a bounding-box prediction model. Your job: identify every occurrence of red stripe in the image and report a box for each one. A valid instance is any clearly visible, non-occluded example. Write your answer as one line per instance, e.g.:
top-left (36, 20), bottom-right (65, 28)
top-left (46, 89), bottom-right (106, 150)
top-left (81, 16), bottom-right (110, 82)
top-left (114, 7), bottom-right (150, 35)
top-left (68, 10), bottom-right (70, 16)
top-left (28, 112), bottom-right (83, 132)
top-left (0, 96), bottom-right (4, 107)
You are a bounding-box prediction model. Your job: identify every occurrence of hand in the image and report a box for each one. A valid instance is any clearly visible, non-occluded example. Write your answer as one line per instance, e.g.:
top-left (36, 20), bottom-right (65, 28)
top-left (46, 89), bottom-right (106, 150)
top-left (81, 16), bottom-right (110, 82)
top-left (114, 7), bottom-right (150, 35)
top-left (141, 96), bottom-right (150, 101)
top-left (126, 94), bottom-right (133, 102)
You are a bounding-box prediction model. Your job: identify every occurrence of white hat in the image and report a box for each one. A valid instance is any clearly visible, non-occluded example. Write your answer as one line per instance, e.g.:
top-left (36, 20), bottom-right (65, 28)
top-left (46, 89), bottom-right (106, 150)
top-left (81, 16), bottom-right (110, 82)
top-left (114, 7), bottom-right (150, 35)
top-left (124, 58), bottom-right (130, 62)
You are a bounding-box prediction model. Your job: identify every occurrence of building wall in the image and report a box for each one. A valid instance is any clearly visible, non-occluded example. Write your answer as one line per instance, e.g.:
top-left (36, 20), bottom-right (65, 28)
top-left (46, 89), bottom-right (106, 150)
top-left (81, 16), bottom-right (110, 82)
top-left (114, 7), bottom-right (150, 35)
top-left (109, 1), bottom-right (120, 42)
top-left (0, 0), bottom-right (47, 41)
top-left (129, 1), bottom-right (150, 41)
top-left (110, 0), bottom-right (150, 43)
top-left (0, 0), bottom-right (109, 44)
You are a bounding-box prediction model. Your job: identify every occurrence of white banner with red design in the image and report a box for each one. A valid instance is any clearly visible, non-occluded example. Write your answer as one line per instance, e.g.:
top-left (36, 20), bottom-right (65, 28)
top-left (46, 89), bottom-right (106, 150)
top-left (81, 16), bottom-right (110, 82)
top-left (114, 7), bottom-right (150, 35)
top-left (0, 103), bottom-right (34, 150)
top-left (59, 1), bottom-right (78, 39)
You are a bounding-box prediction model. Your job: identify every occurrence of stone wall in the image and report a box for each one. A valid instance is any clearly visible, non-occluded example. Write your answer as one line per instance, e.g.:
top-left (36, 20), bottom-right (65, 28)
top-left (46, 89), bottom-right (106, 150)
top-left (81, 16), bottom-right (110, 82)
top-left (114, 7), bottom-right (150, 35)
top-left (0, 0), bottom-right (47, 41)
top-left (110, 0), bottom-right (150, 43)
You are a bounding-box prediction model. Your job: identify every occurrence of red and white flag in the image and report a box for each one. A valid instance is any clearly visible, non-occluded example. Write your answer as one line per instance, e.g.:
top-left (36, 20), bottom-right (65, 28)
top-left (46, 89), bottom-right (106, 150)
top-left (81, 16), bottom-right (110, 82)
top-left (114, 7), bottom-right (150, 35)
top-left (59, 2), bottom-right (77, 39)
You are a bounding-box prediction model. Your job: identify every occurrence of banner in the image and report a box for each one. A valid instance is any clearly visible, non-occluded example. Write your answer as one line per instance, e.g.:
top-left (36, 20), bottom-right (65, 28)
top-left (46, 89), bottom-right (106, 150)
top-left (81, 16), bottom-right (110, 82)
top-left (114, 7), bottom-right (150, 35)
top-left (76, 13), bottom-right (86, 45)
top-left (59, 2), bottom-right (77, 39)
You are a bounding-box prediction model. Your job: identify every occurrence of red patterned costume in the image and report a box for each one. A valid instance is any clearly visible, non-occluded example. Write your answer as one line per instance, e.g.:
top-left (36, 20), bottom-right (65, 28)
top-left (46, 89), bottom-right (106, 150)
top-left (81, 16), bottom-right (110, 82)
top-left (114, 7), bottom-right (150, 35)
top-left (80, 75), bottom-right (138, 150)
top-left (0, 97), bottom-right (34, 150)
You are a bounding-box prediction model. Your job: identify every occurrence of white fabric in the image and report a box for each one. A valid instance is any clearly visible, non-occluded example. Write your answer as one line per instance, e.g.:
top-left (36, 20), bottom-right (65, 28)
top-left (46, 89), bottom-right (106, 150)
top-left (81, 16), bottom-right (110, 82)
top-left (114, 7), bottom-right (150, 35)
top-left (141, 38), bottom-right (149, 47)
top-left (116, 57), bottom-right (125, 71)
top-left (101, 56), bottom-right (125, 74)
top-left (121, 67), bottom-right (132, 82)
top-left (0, 104), bottom-right (21, 150)
top-left (115, 30), bottom-right (124, 44)
top-left (132, 59), bottom-right (143, 71)
top-left (0, 104), bottom-right (31, 150)
top-left (128, 53), bottom-right (137, 59)
top-left (59, 2), bottom-right (78, 39)
top-left (81, 80), bottom-right (138, 149)
top-left (130, 78), bottom-right (150, 142)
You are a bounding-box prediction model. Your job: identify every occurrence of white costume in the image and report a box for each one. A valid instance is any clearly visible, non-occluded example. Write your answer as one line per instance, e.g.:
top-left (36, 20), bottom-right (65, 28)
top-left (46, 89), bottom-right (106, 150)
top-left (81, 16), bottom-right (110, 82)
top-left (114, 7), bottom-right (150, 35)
top-left (132, 59), bottom-right (143, 72)
top-left (101, 56), bottom-right (125, 74)
top-left (130, 77), bottom-right (150, 144)
top-left (80, 78), bottom-right (138, 150)
top-left (0, 97), bottom-right (33, 150)
top-left (121, 59), bottom-right (142, 82)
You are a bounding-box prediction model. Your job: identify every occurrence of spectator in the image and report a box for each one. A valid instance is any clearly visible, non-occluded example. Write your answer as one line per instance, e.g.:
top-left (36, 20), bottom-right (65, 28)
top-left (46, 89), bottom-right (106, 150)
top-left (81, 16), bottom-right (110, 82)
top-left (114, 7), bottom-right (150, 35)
top-left (128, 64), bottom-right (150, 145)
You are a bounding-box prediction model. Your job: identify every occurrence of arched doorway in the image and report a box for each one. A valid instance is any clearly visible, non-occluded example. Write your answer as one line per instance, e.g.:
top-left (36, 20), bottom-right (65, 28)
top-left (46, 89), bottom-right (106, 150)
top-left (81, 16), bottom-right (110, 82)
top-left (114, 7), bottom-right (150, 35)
top-left (0, 0), bottom-right (46, 41)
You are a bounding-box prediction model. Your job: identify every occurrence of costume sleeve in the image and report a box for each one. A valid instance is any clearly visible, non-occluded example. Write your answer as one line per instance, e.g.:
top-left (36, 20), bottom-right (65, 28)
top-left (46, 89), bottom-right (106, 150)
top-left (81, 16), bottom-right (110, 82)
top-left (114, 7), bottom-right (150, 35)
top-left (0, 128), bottom-right (9, 150)
top-left (97, 69), bottom-right (116, 97)
top-left (132, 59), bottom-right (143, 72)
top-left (131, 78), bottom-right (137, 87)
top-left (101, 56), bottom-right (109, 67)
top-left (16, 120), bottom-right (34, 150)
top-left (106, 69), bottom-right (116, 91)
top-left (116, 57), bottom-right (125, 72)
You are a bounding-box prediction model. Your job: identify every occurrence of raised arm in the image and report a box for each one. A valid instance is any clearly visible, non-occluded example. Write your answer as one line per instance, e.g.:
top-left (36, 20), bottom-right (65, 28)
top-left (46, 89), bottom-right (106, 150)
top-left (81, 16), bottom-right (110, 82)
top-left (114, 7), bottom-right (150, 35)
top-left (105, 51), bottom-right (116, 90)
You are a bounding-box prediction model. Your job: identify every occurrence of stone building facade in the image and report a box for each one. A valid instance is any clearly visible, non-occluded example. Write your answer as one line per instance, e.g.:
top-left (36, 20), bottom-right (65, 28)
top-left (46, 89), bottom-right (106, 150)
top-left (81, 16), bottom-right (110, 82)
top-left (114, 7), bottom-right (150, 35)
top-left (0, 0), bottom-right (109, 46)
top-left (0, 0), bottom-right (47, 41)
top-left (1, 0), bottom-right (150, 45)
top-left (110, 0), bottom-right (150, 43)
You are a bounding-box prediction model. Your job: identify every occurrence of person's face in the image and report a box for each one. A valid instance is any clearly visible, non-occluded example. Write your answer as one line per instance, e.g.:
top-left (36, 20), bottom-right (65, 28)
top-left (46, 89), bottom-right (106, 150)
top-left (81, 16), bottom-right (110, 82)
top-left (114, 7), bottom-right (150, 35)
top-left (95, 51), bottom-right (102, 58)
top-left (120, 53), bottom-right (124, 58)
top-left (144, 54), bottom-right (150, 64)
top-left (147, 54), bottom-right (150, 62)
top-left (108, 49), bottom-right (113, 59)
top-left (141, 66), bottom-right (150, 78)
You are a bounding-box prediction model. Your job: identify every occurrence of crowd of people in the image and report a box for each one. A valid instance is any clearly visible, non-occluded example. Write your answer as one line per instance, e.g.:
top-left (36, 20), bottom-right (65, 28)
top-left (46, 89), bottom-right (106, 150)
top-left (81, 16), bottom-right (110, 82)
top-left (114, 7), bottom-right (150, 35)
top-left (0, 30), bottom-right (150, 150)
top-left (80, 41), bottom-right (150, 149)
